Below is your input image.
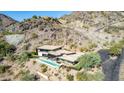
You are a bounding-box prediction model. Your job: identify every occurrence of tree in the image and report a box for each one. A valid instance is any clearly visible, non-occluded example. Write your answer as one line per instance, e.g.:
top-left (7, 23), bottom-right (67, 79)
top-left (32, 15), bottom-right (37, 19)
top-left (75, 52), bottom-right (101, 70)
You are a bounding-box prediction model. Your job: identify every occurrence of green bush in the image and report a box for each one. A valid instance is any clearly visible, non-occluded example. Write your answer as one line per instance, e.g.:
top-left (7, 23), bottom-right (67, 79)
top-left (66, 74), bottom-right (74, 81)
top-left (76, 71), bottom-right (104, 81)
top-left (31, 51), bottom-right (37, 55)
top-left (75, 53), bottom-right (101, 70)
top-left (21, 74), bottom-right (35, 81)
top-left (6, 54), bottom-right (17, 62)
top-left (76, 72), bottom-right (90, 81)
top-left (17, 52), bottom-right (32, 63)
top-left (20, 70), bottom-right (35, 81)
top-left (79, 43), bottom-right (97, 52)
top-left (109, 45), bottom-right (121, 56)
top-left (109, 39), bottom-right (124, 56)
top-left (69, 44), bottom-right (77, 50)
top-left (79, 47), bottom-right (90, 52)
top-left (1, 31), bottom-right (16, 35)
top-left (0, 40), bottom-right (16, 57)
top-left (92, 71), bottom-right (105, 80)
top-left (0, 65), bottom-right (10, 74)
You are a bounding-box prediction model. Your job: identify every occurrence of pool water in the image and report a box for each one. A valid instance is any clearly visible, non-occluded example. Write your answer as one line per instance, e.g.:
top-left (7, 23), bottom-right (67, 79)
top-left (37, 57), bottom-right (61, 68)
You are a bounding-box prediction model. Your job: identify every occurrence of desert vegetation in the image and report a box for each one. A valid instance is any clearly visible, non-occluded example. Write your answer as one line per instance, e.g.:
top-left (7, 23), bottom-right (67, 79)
top-left (75, 53), bottom-right (101, 70)
top-left (109, 39), bottom-right (124, 56)
top-left (0, 12), bottom-right (124, 81)
top-left (76, 71), bottom-right (104, 81)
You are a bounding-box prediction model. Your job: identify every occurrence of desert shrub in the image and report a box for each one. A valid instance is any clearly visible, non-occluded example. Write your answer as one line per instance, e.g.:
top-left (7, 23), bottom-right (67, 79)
top-left (92, 71), bottom-right (105, 80)
top-left (31, 33), bottom-right (38, 39)
top-left (76, 71), bottom-right (90, 81)
top-left (20, 70), bottom-right (35, 81)
top-left (70, 44), bottom-right (77, 49)
top-left (6, 54), bottom-right (17, 62)
top-left (23, 43), bottom-right (30, 50)
top-left (89, 43), bottom-right (97, 49)
top-left (0, 55), bottom-right (4, 61)
top-left (0, 65), bottom-right (10, 74)
top-left (66, 74), bottom-right (74, 81)
top-left (17, 52), bottom-right (32, 63)
top-left (1, 30), bottom-right (22, 35)
top-left (44, 16), bottom-right (52, 21)
top-left (30, 51), bottom-right (38, 57)
top-left (66, 67), bottom-right (71, 72)
top-left (104, 26), bottom-right (124, 34)
top-left (76, 71), bottom-right (104, 81)
top-left (80, 43), bottom-right (97, 52)
top-left (21, 74), bottom-right (35, 81)
top-left (0, 40), bottom-right (16, 57)
top-left (75, 53), bottom-right (101, 70)
top-left (31, 51), bottom-right (37, 55)
top-left (33, 60), bottom-right (36, 65)
top-left (109, 39), bottom-right (124, 56)
top-left (38, 25), bottom-right (44, 31)
top-left (24, 19), bottom-right (31, 22)
top-left (79, 47), bottom-right (90, 52)
top-left (41, 64), bottom-right (48, 73)
top-left (109, 45), bottom-right (121, 56)
top-left (1, 31), bottom-right (15, 35)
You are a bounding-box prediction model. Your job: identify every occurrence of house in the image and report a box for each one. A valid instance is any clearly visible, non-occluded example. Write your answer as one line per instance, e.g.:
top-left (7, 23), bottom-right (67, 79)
top-left (58, 52), bottom-right (84, 64)
top-left (36, 45), bottom-right (84, 65)
top-left (36, 45), bottom-right (62, 57)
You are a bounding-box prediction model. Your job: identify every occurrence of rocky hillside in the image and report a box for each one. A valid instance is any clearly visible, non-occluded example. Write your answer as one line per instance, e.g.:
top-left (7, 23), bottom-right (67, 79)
top-left (1, 12), bottom-right (124, 53)
top-left (60, 12), bottom-right (124, 49)
top-left (0, 14), bottom-right (17, 31)
top-left (5, 16), bottom-right (61, 32)
top-left (0, 12), bottom-right (124, 81)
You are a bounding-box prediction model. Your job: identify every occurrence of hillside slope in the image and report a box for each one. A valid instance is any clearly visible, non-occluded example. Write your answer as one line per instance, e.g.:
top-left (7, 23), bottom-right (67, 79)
top-left (0, 14), bottom-right (17, 31)
top-left (1, 12), bottom-right (124, 53)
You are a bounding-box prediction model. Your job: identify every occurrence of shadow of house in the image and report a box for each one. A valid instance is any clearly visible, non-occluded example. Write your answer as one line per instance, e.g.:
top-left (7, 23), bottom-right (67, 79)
top-left (99, 48), bottom-right (124, 81)
top-left (98, 49), bottom-right (115, 80)
top-left (118, 48), bottom-right (124, 80)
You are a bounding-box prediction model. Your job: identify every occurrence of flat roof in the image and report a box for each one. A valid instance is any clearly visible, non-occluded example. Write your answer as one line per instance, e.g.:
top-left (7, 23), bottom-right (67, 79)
top-left (37, 45), bottom-right (62, 51)
top-left (58, 52), bottom-right (84, 62)
top-left (48, 49), bottom-right (75, 56)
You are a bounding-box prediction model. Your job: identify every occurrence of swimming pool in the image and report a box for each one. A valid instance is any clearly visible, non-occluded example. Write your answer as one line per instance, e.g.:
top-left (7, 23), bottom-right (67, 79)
top-left (36, 57), bottom-right (61, 68)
